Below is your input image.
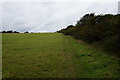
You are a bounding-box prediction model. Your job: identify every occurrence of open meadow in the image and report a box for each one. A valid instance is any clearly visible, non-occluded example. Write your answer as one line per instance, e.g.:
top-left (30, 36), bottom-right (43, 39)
top-left (2, 33), bottom-right (119, 78)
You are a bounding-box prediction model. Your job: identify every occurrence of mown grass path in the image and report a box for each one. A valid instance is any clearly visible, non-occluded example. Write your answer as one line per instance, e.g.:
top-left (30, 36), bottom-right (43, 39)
top-left (2, 33), bottom-right (119, 78)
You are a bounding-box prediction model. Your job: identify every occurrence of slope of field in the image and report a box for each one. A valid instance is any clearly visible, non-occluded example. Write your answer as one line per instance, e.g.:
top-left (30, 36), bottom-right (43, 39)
top-left (2, 33), bottom-right (119, 78)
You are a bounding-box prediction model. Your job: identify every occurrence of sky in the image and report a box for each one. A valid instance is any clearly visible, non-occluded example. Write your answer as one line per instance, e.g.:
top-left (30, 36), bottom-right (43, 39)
top-left (0, 0), bottom-right (120, 32)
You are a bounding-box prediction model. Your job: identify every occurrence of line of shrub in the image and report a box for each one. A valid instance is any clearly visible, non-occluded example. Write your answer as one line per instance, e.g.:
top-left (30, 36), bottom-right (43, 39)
top-left (1, 30), bottom-right (19, 33)
top-left (1, 30), bottom-right (29, 33)
top-left (57, 13), bottom-right (120, 56)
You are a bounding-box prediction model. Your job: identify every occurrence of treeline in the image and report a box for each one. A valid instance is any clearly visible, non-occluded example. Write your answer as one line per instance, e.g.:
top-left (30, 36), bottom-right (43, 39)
top-left (58, 13), bottom-right (120, 55)
top-left (1, 30), bottom-right (29, 33)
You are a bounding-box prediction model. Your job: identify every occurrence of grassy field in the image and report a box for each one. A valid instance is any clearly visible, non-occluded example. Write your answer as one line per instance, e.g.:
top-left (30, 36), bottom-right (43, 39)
top-left (2, 33), bottom-right (119, 78)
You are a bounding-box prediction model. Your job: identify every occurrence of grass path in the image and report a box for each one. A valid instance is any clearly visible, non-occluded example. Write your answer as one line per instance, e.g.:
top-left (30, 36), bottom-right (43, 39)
top-left (2, 33), bottom-right (119, 78)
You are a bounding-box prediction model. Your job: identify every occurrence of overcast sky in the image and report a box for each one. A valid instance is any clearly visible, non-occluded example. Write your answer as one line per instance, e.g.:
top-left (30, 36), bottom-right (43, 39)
top-left (1, 0), bottom-right (120, 32)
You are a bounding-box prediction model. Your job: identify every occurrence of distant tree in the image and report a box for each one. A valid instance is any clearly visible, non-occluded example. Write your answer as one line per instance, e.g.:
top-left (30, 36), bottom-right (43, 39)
top-left (6, 30), bottom-right (13, 33)
top-left (13, 31), bottom-right (19, 33)
top-left (2, 31), bottom-right (6, 33)
top-left (24, 31), bottom-right (29, 33)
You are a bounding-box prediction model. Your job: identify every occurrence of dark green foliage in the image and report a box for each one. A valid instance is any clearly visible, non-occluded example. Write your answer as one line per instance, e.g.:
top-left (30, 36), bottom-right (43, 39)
top-left (2, 30), bottom-right (19, 33)
top-left (58, 14), bottom-right (120, 55)
top-left (24, 31), bottom-right (29, 33)
top-left (57, 25), bottom-right (76, 35)
top-left (2, 31), bottom-right (6, 33)
top-left (100, 35), bottom-right (120, 54)
top-left (13, 31), bottom-right (19, 33)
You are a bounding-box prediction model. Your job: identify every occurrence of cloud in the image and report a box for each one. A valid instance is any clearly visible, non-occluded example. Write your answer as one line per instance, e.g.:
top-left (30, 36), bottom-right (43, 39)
top-left (2, 2), bottom-right (118, 32)
top-left (1, 0), bottom-right (120, 2)
top-left (86, 2), bottom-right (118, 14)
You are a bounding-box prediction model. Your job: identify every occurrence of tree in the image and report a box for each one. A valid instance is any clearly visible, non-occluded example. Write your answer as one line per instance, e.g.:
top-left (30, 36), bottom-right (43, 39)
top-left (24, 31), bottom-right (29, 33)
top-left (13, 31), bottom-right (19, 33)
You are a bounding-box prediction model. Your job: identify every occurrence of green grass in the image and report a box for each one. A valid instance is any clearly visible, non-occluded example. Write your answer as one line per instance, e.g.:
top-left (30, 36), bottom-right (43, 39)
top-left (2, 33), bottom-right (120, 78)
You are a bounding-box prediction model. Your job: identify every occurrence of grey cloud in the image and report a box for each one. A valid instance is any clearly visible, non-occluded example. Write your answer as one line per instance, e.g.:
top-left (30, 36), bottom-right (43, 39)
top-left (85, 2), bottom-right (117, 14)
top-left (2, 2), bottom-right (118, 32)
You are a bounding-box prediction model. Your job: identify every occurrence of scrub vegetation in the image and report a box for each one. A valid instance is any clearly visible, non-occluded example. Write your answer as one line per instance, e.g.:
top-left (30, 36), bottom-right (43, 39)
top-left (58, 14), bottom-right (120, 56)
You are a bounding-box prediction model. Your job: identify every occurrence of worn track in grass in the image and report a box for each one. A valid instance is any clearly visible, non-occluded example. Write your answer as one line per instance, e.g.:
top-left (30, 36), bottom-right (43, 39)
top-left (2, 33), bottom-right (119, 78)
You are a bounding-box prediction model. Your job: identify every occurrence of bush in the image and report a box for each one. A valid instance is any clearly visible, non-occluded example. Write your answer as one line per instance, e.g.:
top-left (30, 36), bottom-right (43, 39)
top-left (58, 14), bottom-right (120, 55)
top-left (100, 35), bottom-right (120, 54)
